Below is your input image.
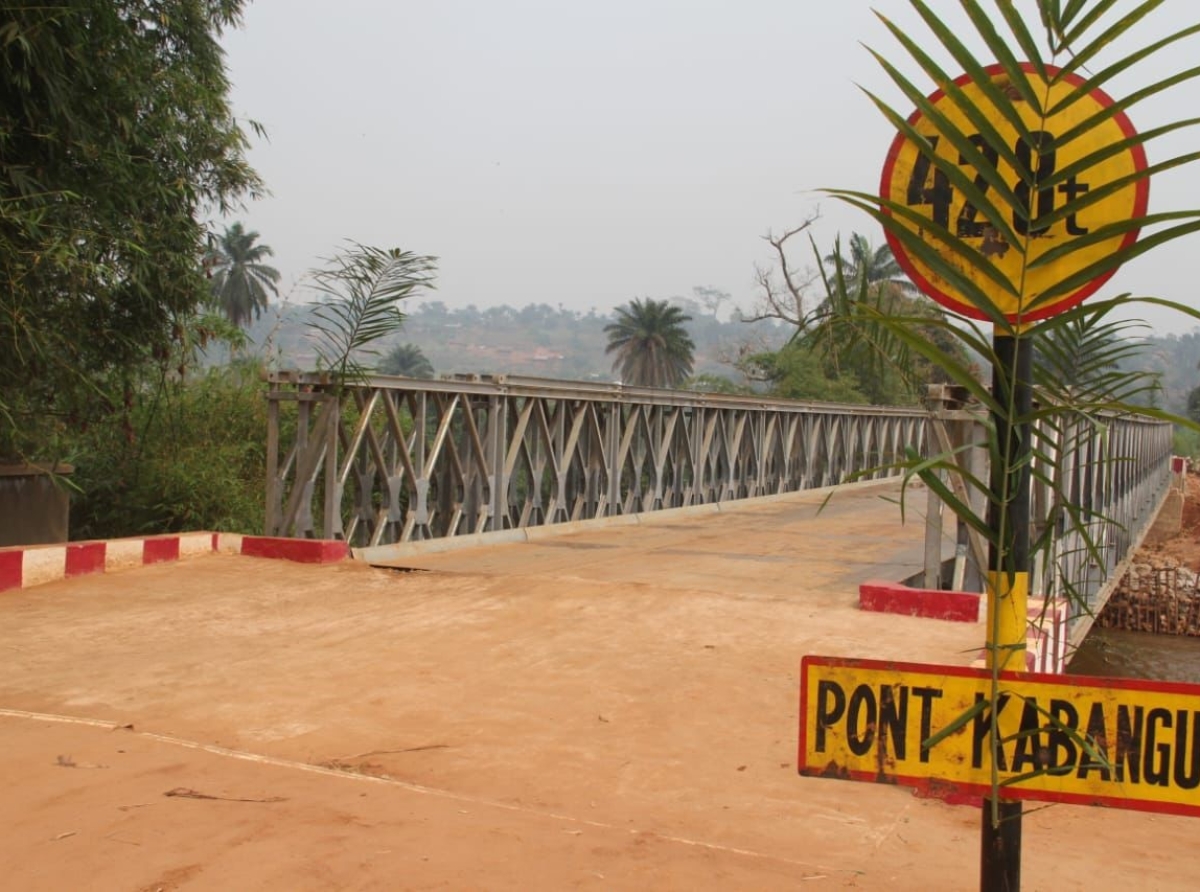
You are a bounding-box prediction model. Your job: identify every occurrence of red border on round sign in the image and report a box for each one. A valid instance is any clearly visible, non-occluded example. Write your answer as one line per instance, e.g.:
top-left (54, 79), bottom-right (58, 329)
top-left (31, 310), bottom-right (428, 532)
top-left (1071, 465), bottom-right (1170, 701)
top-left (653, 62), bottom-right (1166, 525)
top-left (879, 64), bottom-right (1149, 323)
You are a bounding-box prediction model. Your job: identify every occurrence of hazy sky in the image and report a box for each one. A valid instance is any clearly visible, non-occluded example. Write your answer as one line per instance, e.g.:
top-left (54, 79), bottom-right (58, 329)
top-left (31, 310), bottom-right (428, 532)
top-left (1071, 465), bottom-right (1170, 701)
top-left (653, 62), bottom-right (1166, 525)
top-left (219, 1), bottom-right (1200, 331)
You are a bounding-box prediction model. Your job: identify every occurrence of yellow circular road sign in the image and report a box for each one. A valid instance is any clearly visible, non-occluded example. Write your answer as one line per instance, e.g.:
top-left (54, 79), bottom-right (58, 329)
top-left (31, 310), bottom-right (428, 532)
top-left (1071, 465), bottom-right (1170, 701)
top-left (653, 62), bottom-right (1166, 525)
top-left (880, 64), bottom-right (1148, 322)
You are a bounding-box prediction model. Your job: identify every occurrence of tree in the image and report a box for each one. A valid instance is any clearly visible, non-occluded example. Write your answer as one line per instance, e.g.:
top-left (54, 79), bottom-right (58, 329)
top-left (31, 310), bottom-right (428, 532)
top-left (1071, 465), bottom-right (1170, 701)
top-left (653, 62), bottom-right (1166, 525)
top-left (208, 222), bottom-right (281, 327)
top-left (379, 343), bottom-right (435, 379)
top-left (693, 286), bottom-right (731, 319)
top-left (828, 4), bottom-right (1200, 882)
top-left (748, 214), bottom-right (824, 331)
top-left (1187, 385), bottom-right (1200, 426)
top-left (748, 230), bottom-right (965, 405)
top-left (683, 373), bottom-right (751, 395)
top-left (822, 232), bottom-right (910, 293)
top-left (1, 1), bottom-right (263, 461)
top-left (604, 298), bottom-right (695, 388)
top-left (741, 345), bottom-right (869, 404)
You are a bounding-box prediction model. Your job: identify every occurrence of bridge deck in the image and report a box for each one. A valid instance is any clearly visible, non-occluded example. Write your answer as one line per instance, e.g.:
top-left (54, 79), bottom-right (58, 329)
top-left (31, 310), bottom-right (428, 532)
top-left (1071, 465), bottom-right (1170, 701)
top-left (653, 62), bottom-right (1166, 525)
top-left (0, 481), bottom-right (1194, 890)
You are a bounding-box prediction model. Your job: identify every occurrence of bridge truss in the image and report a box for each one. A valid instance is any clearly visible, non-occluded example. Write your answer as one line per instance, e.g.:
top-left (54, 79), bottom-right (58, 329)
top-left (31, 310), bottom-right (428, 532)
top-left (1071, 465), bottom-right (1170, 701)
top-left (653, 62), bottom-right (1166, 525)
top-left (926, 389), bottom-right (1175, 639)
top-left (265, 372), bottom-right (927, 547)
top-left (265, 372), bottom-right (1174, 640)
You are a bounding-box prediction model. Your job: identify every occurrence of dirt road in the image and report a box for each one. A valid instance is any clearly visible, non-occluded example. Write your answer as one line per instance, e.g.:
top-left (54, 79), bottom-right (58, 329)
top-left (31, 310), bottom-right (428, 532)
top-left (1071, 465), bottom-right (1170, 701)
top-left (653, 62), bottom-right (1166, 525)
top-left (1, 483), bottom-right (1195, 890)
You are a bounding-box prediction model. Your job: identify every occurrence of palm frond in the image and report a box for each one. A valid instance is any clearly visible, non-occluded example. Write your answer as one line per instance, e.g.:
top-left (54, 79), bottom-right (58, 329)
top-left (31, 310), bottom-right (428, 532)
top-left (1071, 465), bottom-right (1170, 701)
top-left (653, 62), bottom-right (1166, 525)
top-left (823, 6), bottom-right (1200, 824)
top-left (307, 244), bottom-right (437, 385)
top-left (1053, 0), bottom-right (1164, 71)
top-left (1052, 24), bottom-right (1200, 102)
top-left (1053, 0), bottom-right (1123, 50)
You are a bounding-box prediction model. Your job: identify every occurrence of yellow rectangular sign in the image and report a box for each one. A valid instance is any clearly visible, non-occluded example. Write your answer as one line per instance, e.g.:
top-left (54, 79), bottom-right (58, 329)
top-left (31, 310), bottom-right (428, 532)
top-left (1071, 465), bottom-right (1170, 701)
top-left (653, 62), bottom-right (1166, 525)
top-left (798, 656), bottom-right (1200, 817)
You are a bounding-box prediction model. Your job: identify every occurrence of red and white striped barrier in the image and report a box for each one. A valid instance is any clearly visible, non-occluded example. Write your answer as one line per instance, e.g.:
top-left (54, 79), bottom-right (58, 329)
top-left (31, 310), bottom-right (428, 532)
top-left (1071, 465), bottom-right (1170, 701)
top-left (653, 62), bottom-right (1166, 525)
top-left (0, 534), bottom-right (348, 593)
top-left (860, 580), bottom-right (1072, 675)
top-left (1023, 597), bottom-right (1070, 675)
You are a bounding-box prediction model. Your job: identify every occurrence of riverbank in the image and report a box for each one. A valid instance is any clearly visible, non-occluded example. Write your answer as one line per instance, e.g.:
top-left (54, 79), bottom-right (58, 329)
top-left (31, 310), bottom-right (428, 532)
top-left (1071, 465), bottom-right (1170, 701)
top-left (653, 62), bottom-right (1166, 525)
top-left (1071, 470), bottom-right (1200, 682)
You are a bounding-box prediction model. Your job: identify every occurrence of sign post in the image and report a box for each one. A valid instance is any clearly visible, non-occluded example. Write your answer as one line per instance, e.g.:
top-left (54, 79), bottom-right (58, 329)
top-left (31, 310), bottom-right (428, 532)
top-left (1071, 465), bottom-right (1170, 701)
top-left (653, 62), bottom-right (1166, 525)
top-left (867, 64), bottom-right (1148, 891)
top-left (981, 332), bottom-right (1031, 890)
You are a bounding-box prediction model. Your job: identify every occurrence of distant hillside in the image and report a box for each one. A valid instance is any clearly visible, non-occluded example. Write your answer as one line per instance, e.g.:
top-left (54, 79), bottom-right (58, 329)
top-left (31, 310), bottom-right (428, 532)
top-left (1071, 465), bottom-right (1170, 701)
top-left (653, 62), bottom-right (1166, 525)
top-left (232, 299), bottom-right (1200, 415)
top-left (1133, 330), bottom-right (1200, 415)
top-left (241, 298), bottom-right (790, 384)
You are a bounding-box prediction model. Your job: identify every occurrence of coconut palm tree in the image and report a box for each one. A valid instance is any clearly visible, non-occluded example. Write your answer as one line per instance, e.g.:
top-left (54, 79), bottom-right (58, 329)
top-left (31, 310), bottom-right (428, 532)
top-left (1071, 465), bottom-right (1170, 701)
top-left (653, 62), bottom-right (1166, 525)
top-left (207, 222), bottom-right (281, 328)
top-left (823, 232), bottom-right (910, 293)
top-left (604, 298), bottom-right (695, 388)
top-left (379, 343), bottom-right (435, 379)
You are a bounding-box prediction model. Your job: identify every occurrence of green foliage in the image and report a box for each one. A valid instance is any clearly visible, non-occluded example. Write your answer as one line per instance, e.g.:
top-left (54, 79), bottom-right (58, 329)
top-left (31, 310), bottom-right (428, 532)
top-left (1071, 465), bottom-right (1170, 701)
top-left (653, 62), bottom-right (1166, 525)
top-left (1175, 424), bottom-right (1200, 459)
top-left (1187, 386), bottom-right (1200, 425)
top-left (70, 363), bottom-right (269, 538)
top-left (0, 1), bottom-right (263, 461)
top-left (746, 232), bottom-right (968, 406)
top-left (604, 298), bottom-right (696, 388)
top-left (808, 234), bottom-right (968, 404)
top-left (743, 345), bottom-right (870, 404)
top-left (207, 222), bottom-right (281, 328)
top-left (308, 244), bottom-right (437, 384)
top-left (1032, 304), bottom-right (1162, 406)
top-left (835, 0), bottom-right (1200, 830)
top-left (683, 373), bottom-right (752, 395)
top-left (378, 343), bottom-right (435, 379)
top-left (822, 232), bottom-right (910, 293)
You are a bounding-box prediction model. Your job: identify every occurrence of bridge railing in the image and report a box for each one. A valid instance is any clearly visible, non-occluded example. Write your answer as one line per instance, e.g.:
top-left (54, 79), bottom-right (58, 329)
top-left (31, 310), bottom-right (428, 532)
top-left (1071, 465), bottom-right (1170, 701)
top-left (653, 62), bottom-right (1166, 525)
top-left (264, 373), bottom-right (1172, 635)
top-left (926, 391), bottom-right (1175, 638)
top-left (1036, 409), bottom-right (1174, 632)
top-left (264, 371), bottom-right (929, 546)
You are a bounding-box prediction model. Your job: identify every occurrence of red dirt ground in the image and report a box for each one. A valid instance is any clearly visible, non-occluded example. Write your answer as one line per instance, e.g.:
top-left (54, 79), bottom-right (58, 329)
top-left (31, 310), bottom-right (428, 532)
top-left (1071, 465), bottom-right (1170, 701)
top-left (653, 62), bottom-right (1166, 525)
top-left (2, 484), bottom-right (1198, 890)
top-left (1145, 472), bottom-right (1200, 567)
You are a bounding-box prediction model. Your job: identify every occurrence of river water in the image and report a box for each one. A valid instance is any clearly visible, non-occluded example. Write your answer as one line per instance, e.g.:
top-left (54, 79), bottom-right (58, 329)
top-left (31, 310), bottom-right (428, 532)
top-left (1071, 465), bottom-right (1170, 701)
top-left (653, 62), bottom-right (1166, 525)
top-left (1069, 627), bottom-right (1200, 684)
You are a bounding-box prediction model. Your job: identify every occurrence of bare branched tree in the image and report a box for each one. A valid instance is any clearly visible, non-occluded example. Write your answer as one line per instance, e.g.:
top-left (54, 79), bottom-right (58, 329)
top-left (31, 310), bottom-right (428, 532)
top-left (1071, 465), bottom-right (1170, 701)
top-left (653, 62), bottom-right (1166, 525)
top-left (744, 211), bottom-right (823, 330)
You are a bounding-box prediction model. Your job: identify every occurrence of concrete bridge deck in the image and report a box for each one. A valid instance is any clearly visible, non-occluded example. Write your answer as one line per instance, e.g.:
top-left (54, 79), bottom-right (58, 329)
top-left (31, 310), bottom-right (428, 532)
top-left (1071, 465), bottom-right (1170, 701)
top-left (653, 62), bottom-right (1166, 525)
top-left (0, 481), bottom-right (1195, 890)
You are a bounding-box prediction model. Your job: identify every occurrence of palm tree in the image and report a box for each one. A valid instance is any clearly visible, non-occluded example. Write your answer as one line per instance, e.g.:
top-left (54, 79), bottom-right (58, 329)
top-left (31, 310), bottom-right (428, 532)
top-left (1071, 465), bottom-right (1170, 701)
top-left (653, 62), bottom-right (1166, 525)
top-left (822, 232), bottom-right (910, 293)
top-left (379, 343), bottom-right (435, 379)
top-left (604, 298), bottom-right (695, 388)
top-left (802, 235), bottom-right (967, 404)
top-left (207, 222), bottom-right (281, 327)
top-left (822, 5), bottom-right (1200, 882)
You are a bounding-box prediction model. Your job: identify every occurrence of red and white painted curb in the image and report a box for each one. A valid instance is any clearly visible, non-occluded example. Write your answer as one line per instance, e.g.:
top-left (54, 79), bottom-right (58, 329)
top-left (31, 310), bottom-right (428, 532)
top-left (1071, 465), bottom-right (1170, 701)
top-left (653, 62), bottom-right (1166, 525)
top-left (859, 579), bottom-right (981, 623)
top-left (859, 579), bottom-right (1070, 674)
top-left (0, 533), bottom-right (349, 594)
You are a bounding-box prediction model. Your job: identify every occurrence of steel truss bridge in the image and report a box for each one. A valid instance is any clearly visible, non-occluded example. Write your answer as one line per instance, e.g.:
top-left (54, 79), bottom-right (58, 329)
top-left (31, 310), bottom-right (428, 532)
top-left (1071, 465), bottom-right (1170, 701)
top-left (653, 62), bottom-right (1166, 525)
top-left (266, 372), bottom-right (1174, 632)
